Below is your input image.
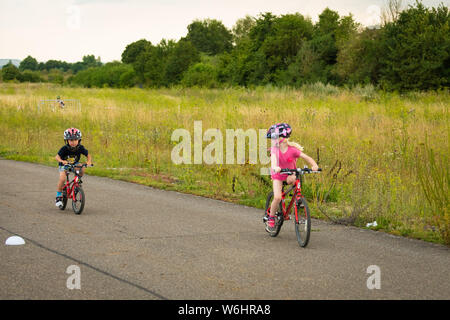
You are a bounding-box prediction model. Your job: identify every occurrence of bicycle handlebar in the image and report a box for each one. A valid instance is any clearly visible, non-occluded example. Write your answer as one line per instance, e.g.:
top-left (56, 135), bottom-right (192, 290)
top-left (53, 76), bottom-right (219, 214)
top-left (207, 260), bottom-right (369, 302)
top-left (280, 167), bottom-right (322, 175)
top-left (63, 163), bottom-right (94, 171)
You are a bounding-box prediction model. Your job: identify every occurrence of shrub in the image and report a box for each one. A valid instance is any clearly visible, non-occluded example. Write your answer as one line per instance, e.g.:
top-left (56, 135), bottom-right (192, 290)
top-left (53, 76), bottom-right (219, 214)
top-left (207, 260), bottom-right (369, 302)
top-left (181, 63), bottom-right (218, 88)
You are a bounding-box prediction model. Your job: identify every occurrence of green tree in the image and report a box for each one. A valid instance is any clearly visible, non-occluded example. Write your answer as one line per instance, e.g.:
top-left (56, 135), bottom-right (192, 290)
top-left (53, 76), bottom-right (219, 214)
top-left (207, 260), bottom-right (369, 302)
top-left (232, 15), bottom-right (256, 46)
top-left (181, 62), bottom-right (218, 88)
top-left (82, 55), bottom-right (102, 68)
top-left (310, 8), bottom-right (340, 69)
top-left (249, 12), bottom-right (277, 51)
top-left (121, 39), bottom-right (152, 64)
top-left (19, 55), bottom-right (38, 71)
top-left (244, 12), bottom-right (284, 85)
top-left (20, 70), bottom-right (42, 82)
top-left (43, 60), bottom-right (71, 71)
top-left (134, 40), bottom-right (175, 87)
top-left (70, 61), bottom-right (85, 74)
top-left (335, 28), bottom-right (383, 85)
top-left (185, 19), bottom-right (233, 55)
top-left (164, 40), bottom-right (200, 85)
top-left (283, 42), bottom-right (327, 86)
top-left (48, 69), bottom-right (64, 84)
top-left (119, 68), bottom-right (137, 88)
top-left (291, 8), bottom-right (358, 85)
top-left (1, 61), bottom-right (20, 80)
top-left (70, 62), bottom-right (136, 88)
top-left (379, 1), bottom-right (450, 90)
top-left (263, 13), bottom-right (314, 83)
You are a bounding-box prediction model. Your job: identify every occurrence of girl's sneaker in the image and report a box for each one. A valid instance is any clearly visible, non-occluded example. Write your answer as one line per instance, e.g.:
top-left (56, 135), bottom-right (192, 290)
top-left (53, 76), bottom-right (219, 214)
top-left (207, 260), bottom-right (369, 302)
top-left (266, 216), bottom-right (276, 230)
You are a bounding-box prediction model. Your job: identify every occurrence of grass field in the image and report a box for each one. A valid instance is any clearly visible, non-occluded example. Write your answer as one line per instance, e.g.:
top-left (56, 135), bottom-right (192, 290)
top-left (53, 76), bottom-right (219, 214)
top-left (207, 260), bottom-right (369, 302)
top-left (0, 83), bottom-right (448, 245)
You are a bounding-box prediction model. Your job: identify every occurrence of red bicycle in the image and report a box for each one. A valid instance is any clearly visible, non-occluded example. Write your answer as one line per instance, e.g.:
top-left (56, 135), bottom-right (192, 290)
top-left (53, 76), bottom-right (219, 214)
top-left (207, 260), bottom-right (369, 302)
top-left (59, 163), bottom-right (93, 214)
top-left (263, 167), bottom-right (321, 247)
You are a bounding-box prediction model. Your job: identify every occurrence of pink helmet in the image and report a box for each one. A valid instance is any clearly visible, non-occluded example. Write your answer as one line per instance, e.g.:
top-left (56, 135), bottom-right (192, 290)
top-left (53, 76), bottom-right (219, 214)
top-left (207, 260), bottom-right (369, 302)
top-left (266, 123), bottom-right (292, 139)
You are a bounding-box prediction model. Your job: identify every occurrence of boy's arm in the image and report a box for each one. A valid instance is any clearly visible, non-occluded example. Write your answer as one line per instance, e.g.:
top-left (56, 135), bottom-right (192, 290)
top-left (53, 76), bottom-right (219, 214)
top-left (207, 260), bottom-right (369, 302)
top-left (86, 154), bottom-right (92, 166)
top-left (55, 154), bottom-right (68, 165)
top-left (299, 152), bottom-right (318, 171)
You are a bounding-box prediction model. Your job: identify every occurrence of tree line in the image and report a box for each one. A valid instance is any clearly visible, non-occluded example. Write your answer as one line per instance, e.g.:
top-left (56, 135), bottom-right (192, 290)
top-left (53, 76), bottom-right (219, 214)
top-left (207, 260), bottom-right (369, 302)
top-left (1, 54), bottom-right (101, 84)
top-left (2, 1), bottom-right (449, 91)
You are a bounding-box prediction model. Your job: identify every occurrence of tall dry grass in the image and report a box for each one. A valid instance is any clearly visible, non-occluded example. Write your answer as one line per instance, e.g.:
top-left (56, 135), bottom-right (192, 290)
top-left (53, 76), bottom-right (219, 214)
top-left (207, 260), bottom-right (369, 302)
top-left (0, 83), bottom-right (448, 244)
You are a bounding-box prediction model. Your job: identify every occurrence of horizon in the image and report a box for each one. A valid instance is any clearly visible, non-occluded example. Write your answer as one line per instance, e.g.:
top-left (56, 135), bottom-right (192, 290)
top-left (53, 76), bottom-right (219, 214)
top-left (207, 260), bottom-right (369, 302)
top-left (1, 0), bottom-right (447, 63)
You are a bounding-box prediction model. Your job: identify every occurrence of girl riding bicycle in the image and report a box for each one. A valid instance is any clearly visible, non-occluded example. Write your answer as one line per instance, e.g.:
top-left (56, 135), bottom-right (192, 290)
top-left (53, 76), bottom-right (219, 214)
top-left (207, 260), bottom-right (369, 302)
top-left (55, 128), bottom-right (92, 207)
top-left (266, 123), bottom-right (318, 229)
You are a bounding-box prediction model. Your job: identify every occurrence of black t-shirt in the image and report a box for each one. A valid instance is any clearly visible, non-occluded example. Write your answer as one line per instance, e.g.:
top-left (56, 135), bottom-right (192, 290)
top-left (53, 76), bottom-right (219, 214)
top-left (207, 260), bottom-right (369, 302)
top-left (57, 144), bottom-right (88, 165)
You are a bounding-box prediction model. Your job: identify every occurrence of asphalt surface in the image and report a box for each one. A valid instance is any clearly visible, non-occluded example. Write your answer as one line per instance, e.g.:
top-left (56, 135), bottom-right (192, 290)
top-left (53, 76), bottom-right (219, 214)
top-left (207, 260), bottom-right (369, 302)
top-left (0, 159), bottom-right (449, 300)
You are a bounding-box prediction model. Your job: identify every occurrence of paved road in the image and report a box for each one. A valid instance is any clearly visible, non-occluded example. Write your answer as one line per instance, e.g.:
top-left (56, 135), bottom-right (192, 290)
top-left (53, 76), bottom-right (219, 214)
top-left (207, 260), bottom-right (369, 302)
top-left (0, 159), bottom-right (449, 300)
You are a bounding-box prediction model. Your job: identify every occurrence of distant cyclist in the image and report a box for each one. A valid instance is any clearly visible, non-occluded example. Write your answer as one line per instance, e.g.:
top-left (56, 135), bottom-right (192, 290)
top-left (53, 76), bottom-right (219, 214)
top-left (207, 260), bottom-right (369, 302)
top-left (55, 128), bottom-right (92, 207)
top-left (56, 96), bottom-right (65, 109)
top-left (266, 123), bottom-right (318, 229)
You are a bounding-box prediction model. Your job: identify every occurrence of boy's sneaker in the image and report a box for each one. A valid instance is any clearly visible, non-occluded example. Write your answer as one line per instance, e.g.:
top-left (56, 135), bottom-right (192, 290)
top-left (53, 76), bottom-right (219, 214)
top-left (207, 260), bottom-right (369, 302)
top-left (55, 196), bottom-right (63, 207)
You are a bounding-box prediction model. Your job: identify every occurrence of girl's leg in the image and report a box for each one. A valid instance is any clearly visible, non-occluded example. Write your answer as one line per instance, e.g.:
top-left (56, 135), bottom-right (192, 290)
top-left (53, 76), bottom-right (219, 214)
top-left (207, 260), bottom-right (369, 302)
top-left (286, 174), bottom-right (296, 185)
top-left (270, 179), bottom-right (283, 217)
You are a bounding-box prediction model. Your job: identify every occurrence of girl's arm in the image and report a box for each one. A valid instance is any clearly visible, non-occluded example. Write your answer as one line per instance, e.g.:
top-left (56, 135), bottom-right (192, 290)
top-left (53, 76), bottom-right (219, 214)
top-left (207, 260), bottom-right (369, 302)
top-left (271, 152), bottom-right (281, 173)
top-left (299, 152), bottom-right (318, 171)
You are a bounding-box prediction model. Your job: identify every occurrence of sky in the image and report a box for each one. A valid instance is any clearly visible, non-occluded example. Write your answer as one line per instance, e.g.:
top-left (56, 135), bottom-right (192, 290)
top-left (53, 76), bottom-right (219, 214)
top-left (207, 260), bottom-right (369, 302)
top-left (0, 0), bottom-right (448, 63)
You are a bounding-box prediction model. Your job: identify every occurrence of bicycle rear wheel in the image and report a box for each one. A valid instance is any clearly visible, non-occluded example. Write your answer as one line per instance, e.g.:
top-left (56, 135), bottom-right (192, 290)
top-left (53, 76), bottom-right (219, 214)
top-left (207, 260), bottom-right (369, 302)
top-left (72, 186), bottom-right (85, 215)
top-left (264, 192), bottom-right (284, 237)
top-left (294, 197), bottom-right (311, 247)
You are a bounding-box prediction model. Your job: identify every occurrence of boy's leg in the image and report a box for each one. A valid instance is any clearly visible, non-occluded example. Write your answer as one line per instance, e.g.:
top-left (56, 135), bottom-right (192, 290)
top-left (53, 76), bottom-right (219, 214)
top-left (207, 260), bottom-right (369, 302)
top-left (74, 163), bottom-right (85, 176)
top-left (57, 171), bottom-right (66, 192)
top-left (56, 170), bottom-right (66, 207)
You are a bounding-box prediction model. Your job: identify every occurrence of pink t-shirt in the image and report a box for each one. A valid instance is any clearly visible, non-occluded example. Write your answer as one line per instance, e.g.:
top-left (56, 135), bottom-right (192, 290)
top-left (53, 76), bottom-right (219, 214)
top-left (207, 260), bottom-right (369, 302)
top-left (270, 146), bottom-right (302, 180)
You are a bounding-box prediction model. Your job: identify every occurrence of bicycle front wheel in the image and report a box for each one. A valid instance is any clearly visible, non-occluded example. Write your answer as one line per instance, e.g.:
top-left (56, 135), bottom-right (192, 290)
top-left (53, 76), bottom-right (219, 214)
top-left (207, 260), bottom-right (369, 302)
top-left (294, 197), bottom-right (311, 247)
top-left (72, 186), bottom-right (85, 215)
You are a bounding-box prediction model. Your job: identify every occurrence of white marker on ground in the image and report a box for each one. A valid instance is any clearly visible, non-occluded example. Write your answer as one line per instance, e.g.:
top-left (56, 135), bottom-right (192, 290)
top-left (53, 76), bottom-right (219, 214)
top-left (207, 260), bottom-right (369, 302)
top-left (5, 236), bottom-right (25, 245)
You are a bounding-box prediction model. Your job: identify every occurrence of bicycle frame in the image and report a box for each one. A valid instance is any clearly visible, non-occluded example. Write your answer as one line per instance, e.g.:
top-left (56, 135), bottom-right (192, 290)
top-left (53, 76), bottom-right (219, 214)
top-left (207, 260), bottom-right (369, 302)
top-left (62, 167), bottom-right (82, 201)
top-left (279, 176), bottom-right (304, 222)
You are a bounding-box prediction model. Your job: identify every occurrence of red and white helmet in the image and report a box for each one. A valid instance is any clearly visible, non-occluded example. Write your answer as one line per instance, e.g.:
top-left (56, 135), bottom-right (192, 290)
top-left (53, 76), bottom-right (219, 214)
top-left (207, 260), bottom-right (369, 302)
top-left (64, 128), bottom-right (82, 141)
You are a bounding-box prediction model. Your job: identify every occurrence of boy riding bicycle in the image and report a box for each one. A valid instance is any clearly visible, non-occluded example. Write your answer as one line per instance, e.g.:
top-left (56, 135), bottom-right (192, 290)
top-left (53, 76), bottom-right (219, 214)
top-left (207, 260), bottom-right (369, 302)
top-left (55, 128), bottom-right (92, 207)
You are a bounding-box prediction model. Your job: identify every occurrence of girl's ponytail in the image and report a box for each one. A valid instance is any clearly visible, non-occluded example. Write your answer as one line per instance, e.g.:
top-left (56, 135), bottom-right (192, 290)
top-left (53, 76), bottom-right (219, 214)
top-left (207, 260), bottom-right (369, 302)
top-left (286, 139), bottom-right (304, 152)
